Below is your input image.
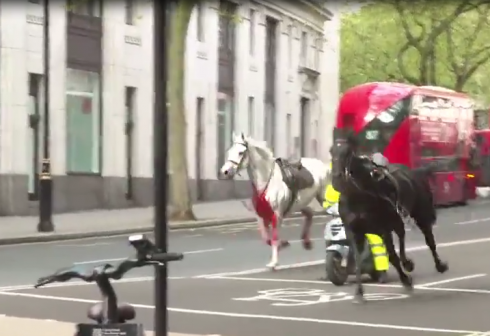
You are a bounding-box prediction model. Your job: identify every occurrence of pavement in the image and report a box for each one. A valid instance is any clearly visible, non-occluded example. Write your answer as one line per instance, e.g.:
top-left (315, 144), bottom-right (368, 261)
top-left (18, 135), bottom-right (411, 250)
top-left (0, 316), bottom-right (203, 336)
top-left (0, 199), bottom-right (324, 245)
top-left (1, 200), bottom-right (490, 335)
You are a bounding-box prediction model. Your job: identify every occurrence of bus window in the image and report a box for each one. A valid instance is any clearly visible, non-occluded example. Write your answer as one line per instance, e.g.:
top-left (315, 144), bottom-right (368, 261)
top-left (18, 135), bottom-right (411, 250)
top-left (357, 97), bottom-right (411, 154)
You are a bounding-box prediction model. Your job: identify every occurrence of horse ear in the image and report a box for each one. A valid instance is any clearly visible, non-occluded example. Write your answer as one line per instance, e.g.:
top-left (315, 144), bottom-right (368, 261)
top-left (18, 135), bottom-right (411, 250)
top-left (241, 132), bottom-right (245, 141)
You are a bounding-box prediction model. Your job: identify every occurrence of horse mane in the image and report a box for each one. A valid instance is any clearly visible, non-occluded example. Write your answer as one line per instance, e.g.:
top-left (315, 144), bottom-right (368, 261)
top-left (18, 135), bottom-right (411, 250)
top-left (245, 136), bottom-right (274, 160)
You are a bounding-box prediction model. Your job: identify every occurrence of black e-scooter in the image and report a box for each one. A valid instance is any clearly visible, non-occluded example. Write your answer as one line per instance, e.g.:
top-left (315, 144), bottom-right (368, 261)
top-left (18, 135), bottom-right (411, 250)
top-left (34, 234), bottom-right (183, 336)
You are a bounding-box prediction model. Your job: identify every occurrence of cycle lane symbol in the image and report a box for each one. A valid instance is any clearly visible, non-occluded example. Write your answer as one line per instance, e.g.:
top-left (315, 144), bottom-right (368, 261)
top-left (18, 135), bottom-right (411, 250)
top-left (233, 288), bottom-right (409, 307)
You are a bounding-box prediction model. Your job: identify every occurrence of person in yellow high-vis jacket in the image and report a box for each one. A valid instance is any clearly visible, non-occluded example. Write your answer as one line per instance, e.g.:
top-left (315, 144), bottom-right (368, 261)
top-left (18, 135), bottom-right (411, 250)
top-left (323, 163), bottom-right (340, 209)
top-left (323, 162), bottom-right (389, 273)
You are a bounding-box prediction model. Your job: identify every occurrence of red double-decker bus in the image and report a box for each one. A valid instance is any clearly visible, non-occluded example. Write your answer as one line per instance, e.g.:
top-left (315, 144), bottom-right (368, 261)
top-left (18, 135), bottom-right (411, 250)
top-left (474, 108), bottom-right (490, 187)
top-left (336, 82), bottom-right (476, 205)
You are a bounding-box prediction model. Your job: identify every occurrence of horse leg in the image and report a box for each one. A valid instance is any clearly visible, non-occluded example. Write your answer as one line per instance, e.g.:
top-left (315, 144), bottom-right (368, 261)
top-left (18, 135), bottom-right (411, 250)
top-left (345, 225), bottom-right (366, 303)
top-left (383, 232), bottom-right (413, 292)
top-left (266, 214), bottom-right (289, 269)
top-left (418, 220), bottom-right (448, 273)
top-left (300, 207), bottom-right (314, 250)
top-left (259, 218), bottom-right (271, 244)
top-left (393, 219), bottom-right (414, 272)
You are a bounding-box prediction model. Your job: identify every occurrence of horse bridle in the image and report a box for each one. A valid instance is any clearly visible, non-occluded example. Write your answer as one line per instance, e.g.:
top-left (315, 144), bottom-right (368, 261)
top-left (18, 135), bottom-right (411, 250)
top-left (229, 140), bottom-right (275, 195)
top-left (227, 141), bottom-right (249, 175)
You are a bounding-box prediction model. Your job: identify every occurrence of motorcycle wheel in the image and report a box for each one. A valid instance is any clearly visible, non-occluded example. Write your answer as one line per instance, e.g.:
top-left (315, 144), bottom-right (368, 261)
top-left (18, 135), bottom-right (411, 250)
top-left (325, 252), bottom-right (348, 286)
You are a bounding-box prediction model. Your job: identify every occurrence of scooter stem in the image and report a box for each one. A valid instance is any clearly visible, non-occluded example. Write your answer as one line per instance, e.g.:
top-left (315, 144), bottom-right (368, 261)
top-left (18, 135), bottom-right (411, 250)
top-left (95, 276), bottom-right (119, 323)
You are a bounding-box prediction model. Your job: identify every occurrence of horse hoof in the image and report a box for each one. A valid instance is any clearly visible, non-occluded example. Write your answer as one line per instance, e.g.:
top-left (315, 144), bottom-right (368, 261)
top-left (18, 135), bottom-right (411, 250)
top-left (280, 240), bottom-right (291, 249)
top-left (266, 262), bottom-right (278, 270)
top-left (352, 295), bottom-right (366, 304)
top-left (302, 240), bottom-right (313, 250)
top-left (378, 272), bottom-right (389, 284)
top-left (436, 261), bottom-right (449, 274)
top-left (402, 259), bottom-right (415, 273)
top-left (403, 275), bottom-right (414, 293)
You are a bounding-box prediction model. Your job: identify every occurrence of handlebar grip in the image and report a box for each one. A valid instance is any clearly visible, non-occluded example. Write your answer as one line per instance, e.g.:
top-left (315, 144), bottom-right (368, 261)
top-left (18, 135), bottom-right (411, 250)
top-left (151, 252), bottom-right (184, 263)
top-left (34, 276), bottom-right (54, 288)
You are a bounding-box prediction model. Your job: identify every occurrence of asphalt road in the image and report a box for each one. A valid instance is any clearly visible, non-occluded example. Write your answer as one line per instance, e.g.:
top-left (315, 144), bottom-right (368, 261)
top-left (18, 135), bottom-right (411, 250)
top-left (1, 200), bottom-right (490, 287)
top-left (1, 200), bottom-right (490, 335)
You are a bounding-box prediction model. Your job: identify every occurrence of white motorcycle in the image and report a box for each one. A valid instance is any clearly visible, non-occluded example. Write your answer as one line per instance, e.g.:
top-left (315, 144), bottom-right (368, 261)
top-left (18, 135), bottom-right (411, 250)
top-left (324, 204), bottom-right (388, 286)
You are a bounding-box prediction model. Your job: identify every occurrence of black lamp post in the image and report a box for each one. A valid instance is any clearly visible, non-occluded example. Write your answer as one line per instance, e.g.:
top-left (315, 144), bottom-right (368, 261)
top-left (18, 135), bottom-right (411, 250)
top-left (38, 0), bottom-right (54, 232)
top-left (153, 1), bottom-right (169, 336)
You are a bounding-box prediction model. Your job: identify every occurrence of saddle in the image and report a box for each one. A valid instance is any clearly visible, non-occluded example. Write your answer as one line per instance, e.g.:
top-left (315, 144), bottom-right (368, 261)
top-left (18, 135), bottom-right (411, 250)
top-left (373, 164), bottom-right (411, 218)
top-left (275, 158), bottom-right (315, 192)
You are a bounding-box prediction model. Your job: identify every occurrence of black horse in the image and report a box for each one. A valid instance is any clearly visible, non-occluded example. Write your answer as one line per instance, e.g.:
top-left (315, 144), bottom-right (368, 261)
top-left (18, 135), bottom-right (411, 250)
top-left (369, 153), bottom-right (449, 274)
top-left (330, 131), bottom-right (448, 303)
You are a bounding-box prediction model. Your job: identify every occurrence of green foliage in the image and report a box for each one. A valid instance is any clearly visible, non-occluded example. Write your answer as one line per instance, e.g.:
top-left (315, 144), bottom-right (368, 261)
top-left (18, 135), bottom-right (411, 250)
top-left (341, 0), bottom-right (490, 99)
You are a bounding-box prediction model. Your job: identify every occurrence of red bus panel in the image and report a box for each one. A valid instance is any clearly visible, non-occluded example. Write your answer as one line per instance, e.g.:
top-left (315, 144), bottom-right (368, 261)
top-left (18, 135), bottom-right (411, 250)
top-left (335, 82), bottom-right (476, 205)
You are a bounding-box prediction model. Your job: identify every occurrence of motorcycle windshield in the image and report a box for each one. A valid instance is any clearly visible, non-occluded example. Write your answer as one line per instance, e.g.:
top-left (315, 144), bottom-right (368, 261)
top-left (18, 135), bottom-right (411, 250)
top-left (327, 203), bottom-right (339, 216)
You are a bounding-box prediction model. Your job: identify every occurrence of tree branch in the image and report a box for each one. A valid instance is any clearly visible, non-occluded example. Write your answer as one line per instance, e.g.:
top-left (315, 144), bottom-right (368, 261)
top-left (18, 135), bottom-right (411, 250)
top-left (392, 0), bottom-right (425, 51)
top-left (397, 41), bottom-right (419, 84)
top-left (445, 27), bottom-right (459, 75)
top-left (455, 55), bottom-right (490, 90)
top-left (426, 0), bottom-right (476, 42)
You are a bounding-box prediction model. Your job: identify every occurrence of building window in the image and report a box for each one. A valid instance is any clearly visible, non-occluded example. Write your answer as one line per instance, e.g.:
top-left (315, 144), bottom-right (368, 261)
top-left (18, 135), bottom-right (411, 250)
top-left (124, 87), bottom-right (136, 199)
top-left (217, 93), bottom-right (234, 170)
top-left (300, 31), bottom-right (308, 66)
top-left (196, 2), bottom-right (205, 42)
top-left (66, 69), bottom-right (101, 174)
top-left (218, 0), bottom-right (237, 51)
top-left (28, 0), bottom-right (42, 4)
top-left (125, 0), bottom-right (134, 25)
top-left (313, 120), bottom-right (318, 157)
top-left (300, 97), bottom-right (310, 157)
top-left (248, 96), bottom-right (255, 136)
top-left (67, 0), bottom-right (101, 17)
top-left (286, 113), bottom-right (292, 157)
top-left (249, 9), bottom-right (256, 56)
top-left (287, 25), bottom-right (293, 68)
top-left (28, 74), bottom-right (43, 199)
top-left (314, 37), bottom-right (321, 70)
top-left (196, 97), bottom-right (205, 200)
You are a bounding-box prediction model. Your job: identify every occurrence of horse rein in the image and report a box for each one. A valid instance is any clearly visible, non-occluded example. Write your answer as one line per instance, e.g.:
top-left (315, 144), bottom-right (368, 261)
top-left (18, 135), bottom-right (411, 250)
top-left (344, 154), bottom-right (407, 219)
top-left (231, 140), bottom-right (275, 197)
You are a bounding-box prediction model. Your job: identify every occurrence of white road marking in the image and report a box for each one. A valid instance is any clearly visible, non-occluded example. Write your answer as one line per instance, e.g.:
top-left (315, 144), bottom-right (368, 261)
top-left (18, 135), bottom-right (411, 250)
top-left (414, 286), bottom-right (490, 295)
top-left (288, 237), bottom-right (323, 244)
top-left (0, 291), bottom-right (479, 334)
top-left (208, 276), bottom-right (490, 296)
top-left (455, 217), bottom-right (490, 225)
top-left (211, 275), bottom-right (402, 288)
top-left (418, 274), bottom-right (486, 288)
top-left (56, 242), bottom-right (113, 247)
top-left (194, 236), bottom-right (490, 278)
top-left (73, 248), bottom-right (224, 265)
top-left (0, 276), bottom-right (186, 292)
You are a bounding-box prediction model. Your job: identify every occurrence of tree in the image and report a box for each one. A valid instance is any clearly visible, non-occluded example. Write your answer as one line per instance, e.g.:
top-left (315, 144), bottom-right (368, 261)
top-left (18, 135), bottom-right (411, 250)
top-left (167, 0), bottom-right (199, 220)
top-left (340, 0), bottom-right (490, 96)
top-left (67, 0), bottom-right (199, 219)
top-left (167, 1), bottom-right (241, 220)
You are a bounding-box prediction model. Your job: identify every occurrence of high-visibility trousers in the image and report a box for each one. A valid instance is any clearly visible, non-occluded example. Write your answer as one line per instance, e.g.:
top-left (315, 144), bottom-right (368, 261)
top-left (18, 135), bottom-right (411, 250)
top-left (365, 233), bottom-right (389, 271)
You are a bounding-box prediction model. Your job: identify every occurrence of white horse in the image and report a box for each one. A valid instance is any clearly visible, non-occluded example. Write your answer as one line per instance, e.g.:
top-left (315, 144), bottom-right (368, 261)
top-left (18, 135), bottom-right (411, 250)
top-left (219, 133), bottom-right (330, 269)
